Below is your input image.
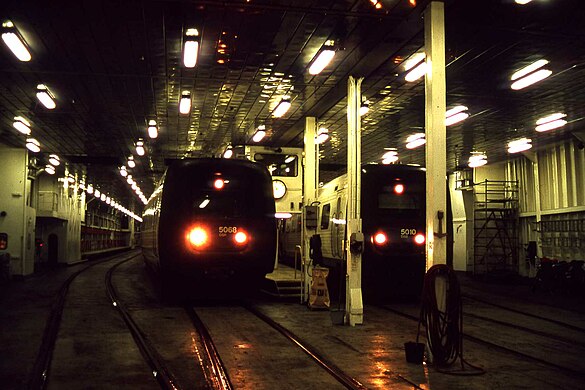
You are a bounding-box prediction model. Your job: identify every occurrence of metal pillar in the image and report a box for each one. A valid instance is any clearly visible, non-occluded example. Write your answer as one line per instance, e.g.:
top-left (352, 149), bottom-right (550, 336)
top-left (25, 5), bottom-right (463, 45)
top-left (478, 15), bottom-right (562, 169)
top-left (346, 76), bottom-right (363, 326)
top-left (424, 1), bottom-right (447, 267)
top-left (302, 117), bottom-right (318, 301)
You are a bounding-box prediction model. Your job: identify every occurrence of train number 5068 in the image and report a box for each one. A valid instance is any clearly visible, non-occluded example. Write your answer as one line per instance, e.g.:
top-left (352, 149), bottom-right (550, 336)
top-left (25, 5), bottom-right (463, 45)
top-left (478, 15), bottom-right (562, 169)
top-left (219, 226), bottom-right (238, 235)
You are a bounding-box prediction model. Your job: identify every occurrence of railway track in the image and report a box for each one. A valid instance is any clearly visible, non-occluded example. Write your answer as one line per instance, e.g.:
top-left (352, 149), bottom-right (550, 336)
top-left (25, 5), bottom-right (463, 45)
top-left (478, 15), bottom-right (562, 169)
top-left (27, 251), bottom-right (142, 389)
top-left (379, 304), bottom-right (585, 379)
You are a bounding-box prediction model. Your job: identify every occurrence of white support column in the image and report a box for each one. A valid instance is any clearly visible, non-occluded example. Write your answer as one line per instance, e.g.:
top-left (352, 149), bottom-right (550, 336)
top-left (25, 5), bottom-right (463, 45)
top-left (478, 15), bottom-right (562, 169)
top-left (346, 76), bottom-right (363, 326)
top-left (424, 1), bottom-right (447, 268)
top-left (303, 117), bottom-right (318, 301)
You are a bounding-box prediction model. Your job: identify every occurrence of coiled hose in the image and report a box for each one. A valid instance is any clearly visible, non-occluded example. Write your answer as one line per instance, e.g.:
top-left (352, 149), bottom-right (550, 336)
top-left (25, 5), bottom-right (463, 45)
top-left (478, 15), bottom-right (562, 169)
top-left (418, 264), bottom-right (485, 375)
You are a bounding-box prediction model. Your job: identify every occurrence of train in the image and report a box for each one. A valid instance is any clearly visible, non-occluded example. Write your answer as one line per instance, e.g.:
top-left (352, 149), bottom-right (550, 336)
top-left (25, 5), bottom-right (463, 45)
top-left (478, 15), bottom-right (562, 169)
top-left (141, 158), bottom-right (277, 298)
top-left (280, 163), bottom-right (451, 302)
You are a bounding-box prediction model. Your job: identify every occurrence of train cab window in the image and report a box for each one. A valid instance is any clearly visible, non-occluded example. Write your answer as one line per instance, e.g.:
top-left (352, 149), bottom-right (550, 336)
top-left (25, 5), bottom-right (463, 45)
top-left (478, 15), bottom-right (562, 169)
top-left (378, 187), bottom-right (422, 211)
top-left (253, 153), bottom-right (298, 177)
top-left (321, 204), bottom-right (331, 229)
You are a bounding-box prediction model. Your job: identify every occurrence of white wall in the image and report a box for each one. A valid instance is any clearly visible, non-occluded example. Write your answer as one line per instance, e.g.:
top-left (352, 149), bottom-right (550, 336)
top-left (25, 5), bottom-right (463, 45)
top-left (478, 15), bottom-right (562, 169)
top-left (0, 146), bottom-right (35, 276)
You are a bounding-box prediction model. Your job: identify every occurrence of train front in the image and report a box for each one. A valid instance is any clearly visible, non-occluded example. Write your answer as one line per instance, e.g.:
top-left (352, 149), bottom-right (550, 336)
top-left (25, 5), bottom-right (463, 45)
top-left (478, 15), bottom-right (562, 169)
top-left (158, 159), bottom-right (276, 292)
top-left (361, 164), bottom-right (427, 301)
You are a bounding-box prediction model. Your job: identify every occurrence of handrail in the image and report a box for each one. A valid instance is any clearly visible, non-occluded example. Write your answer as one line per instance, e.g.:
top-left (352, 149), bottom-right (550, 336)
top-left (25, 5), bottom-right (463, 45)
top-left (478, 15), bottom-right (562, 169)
top-left (295, 245), bottom-right (303, 304)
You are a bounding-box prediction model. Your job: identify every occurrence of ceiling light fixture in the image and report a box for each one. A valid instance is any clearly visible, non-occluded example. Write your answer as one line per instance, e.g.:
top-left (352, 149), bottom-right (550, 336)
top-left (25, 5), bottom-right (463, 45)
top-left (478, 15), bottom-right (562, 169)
top-left (315, 127), bottom-right (329, 144)
top-left (308, 40), bottom-right (336, 75)
top-left (36, 84), bottom-right (56, 109)
top-left (223, 145), bottom-right (233, 158)
top-left (120, 166), bottom-right (128, 177)
top-left (127, 156), bottom-right (136, 168)
top-left (183, 28), bottom-right (199, 68)
top-left (179, 91), bottom-right (192, 114)
top-left (445, 105), bottom-right (469, 126)
top-left (510, 59), bottom-right (552, 90)
top-left (507, 138), bottom-right (532, 153)
top-left (48, 154), bottom-right (60, 166)
top-left (136, 140), bottom-right (145, 156)
top-left (382, 149), bottom-right (398, 164)
top-left (404, 52), bottom-right (427, 82)
top-left (25, 138), bottom-right (40, 153)
top-left (252, 125), bottom-right (266, 143)
top-left (359, 101), bottom-right (370, 116)
top-left (45, 165), bottom-right (55, 175)
top-left (147, 119), bottom-right (158, 139)
top-left (468, 152), bottom-right (487, 168)
top-left (1, 21), bottom-right (31, 62)
top-left (406, 133), bottom-right (426, 149)
top-left (13, 116), bottom-right (31, 135)
top-left (369, 0), bottom-right (383, 9)
top-left (273, 98), bottom-right (291, 118)
top-left (535, 113), bottom-right (567, 132)
top-left (515, 0), bottom-right (533, 4)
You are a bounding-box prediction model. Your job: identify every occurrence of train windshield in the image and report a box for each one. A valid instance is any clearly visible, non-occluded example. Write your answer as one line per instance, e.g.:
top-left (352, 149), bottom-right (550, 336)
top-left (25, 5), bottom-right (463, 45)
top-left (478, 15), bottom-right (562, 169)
top-left (192, 191), bottom-right (258, 217)
top-left (377, 184), bottom-right (423, 212)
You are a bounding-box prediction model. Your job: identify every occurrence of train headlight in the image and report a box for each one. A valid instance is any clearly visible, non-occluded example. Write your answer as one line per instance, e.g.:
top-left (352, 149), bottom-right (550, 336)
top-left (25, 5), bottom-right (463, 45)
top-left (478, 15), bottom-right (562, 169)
top-left (394, 184), bottom-right (404, 194)
top-left (188, 227), bottom-right (208, 248)
top-left (414, 233), bottom-right (425, 245)
top-left (273, 179), bottom-right (287, 199)
top-left (373, 232), bottom-right (387, 245)
top-left (234, 231), bottom-right (248, 245)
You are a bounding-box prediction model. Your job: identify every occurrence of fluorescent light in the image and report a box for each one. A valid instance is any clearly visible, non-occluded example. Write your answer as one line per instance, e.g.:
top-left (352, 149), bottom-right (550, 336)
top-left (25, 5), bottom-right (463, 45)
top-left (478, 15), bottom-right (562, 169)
top-left (1, 21), bottom-right (31, 62)
top-left (445, 105), bottom-right (468, 117)
top-left (382, 150), bottom-right (398, 164)
top-left (406, 133), bottom-right (426, 149)
top-left (273, 98), bottom-right (291, 118)
top-left (511, 59), bottom-right (548, 81)
top-left (120, 166), bottom-right (128, 177)
top-left (183, 28), bottom-right (199, 68)
top-left (359, 102), bottom-right (369, 116)
top-left (36, 84), bottom-right (56, 109)
top-left (94, 189), bottom-right (100, 197)
top-left (315, 127), bottom-right (329, 144)
top-left (535, 119), bottom-right (567, 132)
top-left (13, 116), bottom-right (31, 134)
top-left (179, 91), bottom-right (191, 114)
top-left (127, 156), bottom-right (136, 168)
top-left (199, 199), bottom-right (210, 208)
top-left (309, 41), bottom-right (336, 75)
top-left (511, 69), bottom-right (552, 90)
top-left (405, 61), bottom-right (427, 82)
top-left (25, 138), bottom-right (40, 153)
top-left (507, 138), bottom-right (532, 153)
top-left (536, 113), bottom-right (566, 125)
top-left (136, 140), bottom-right (145, 156)
top-left (106, 197), bottom-right (111, 205)
top-left (468, 153), bottom-right (487, 168)
top-left (45, 165), bottom-right (55, 175)
top-left (147, 120), bottom-right (158, 139)
top-left (275, 212), bottom-right (292, 219)
top-left (252, 129), bottom-right (266, 142)
top-left (223, 147), bottom-right (233, 158)
top-left (100, 193), bottom-right (106, 201)
top-left (49, 154), bottom-right (60, 166)
top-left (515, 0), bottom-right (533, 5)
top-left (445, 112), bottom-right (469, 126)
top-left (404, 52), bottom-right (425, 71)
top-left (87, 185), bottom-right (94, 194)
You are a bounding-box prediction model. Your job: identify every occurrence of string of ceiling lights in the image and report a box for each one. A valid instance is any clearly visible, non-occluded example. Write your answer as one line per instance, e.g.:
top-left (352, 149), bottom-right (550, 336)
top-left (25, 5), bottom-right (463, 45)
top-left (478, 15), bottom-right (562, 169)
top-left (1, 19), bottom-right (143, 219)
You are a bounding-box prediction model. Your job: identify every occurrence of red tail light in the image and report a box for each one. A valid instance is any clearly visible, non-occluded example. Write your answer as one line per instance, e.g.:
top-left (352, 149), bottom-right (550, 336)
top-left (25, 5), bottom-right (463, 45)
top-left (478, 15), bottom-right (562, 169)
top-left (373, 232), bottom-right (387, 245)
top-left (234, 231), bottom-right (248, 245)
top-left (414, 233), bottom-right (425, 245)
top-left (213, 178), bottom-right (225, 189)
top-left (187, 226), bottom-right (209, 248)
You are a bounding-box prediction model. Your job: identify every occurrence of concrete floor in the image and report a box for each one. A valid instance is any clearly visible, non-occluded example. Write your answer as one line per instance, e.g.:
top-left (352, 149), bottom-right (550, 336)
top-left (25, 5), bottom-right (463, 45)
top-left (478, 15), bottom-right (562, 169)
top-left (1, 251), bottom-right (584, 389)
